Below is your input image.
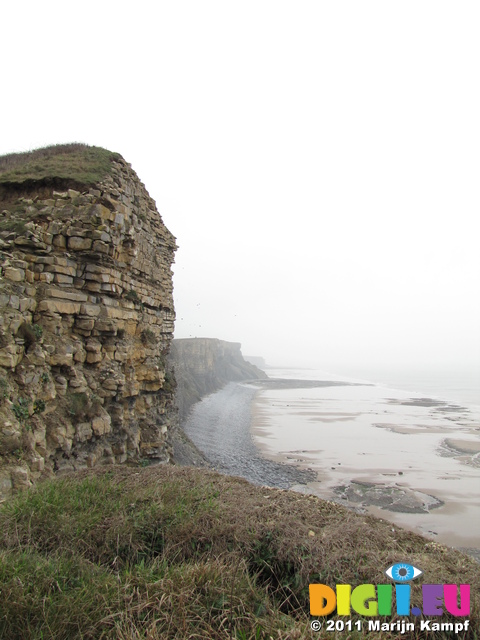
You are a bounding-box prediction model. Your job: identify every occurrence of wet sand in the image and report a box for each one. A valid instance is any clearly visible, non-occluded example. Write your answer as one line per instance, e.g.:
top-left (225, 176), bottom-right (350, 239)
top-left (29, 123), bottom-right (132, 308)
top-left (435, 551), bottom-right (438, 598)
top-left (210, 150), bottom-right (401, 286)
top-left (181, 374), bottom-right (480, 555)
top-left (182, 382), bottom-right (317, 488)
top-left (250, 376), bottom-right (480, 552)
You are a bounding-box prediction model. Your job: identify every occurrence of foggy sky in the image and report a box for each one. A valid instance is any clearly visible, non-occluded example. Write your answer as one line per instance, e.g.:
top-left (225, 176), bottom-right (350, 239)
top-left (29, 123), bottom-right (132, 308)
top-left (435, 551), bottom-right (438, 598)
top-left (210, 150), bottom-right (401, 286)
top-left (1, 2), bottom-right (479, 372)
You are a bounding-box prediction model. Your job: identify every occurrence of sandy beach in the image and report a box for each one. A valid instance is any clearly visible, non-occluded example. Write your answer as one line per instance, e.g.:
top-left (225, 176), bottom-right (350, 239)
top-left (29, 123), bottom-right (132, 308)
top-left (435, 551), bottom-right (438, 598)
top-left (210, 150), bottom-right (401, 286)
top-left (250, 370), bottom-right (480, 554)
top-left (182, 369), bottom-right (480, 557)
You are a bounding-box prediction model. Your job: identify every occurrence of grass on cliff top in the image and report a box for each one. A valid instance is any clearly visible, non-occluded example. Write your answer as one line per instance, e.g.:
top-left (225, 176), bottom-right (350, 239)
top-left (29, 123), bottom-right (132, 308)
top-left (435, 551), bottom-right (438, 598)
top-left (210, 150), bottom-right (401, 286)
top-left (0, 466), bottom-right (478, 640)
top-left (0, 143), bottom-right (120, 186)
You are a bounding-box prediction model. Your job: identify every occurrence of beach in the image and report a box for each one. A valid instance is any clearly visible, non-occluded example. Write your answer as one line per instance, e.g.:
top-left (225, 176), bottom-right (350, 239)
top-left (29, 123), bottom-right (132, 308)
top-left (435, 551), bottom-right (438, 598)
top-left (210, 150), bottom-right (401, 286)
top-left (183, 382), bottom-right (317, 488)
top-left (251, 368), bottom-right (480, 555)
top-left (182, 368), bottom-right (480, 557)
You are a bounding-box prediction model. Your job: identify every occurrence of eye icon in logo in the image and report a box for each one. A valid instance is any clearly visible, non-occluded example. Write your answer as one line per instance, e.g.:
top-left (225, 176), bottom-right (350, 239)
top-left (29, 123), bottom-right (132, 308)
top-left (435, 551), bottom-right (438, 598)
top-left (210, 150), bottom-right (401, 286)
top-left (385, 563), bottom-right (423, 582)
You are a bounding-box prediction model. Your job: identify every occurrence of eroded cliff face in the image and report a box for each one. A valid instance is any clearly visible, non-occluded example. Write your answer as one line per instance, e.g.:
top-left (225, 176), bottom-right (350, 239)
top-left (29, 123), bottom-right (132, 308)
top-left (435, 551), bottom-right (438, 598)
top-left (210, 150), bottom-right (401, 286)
top-left (169, 338), bottom-right (267, 423)
top-left (0, 151), bottom-right (177, 497)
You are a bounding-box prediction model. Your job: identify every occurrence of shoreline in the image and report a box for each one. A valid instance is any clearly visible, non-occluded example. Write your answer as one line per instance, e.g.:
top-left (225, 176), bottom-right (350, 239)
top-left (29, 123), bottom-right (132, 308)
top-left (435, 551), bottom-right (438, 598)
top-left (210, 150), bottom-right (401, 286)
top-left (182, 382), bottom-right (317, 489)
top-left (249, 375), bottom-right (480, 555)
top-left (179, 376), bottom-right (480, 560)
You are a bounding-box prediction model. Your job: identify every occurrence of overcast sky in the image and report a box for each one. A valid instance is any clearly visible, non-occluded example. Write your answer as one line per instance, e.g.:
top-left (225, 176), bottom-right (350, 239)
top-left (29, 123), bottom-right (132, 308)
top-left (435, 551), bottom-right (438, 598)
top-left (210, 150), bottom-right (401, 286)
top-left (1, 1), bottom-right (479, 373)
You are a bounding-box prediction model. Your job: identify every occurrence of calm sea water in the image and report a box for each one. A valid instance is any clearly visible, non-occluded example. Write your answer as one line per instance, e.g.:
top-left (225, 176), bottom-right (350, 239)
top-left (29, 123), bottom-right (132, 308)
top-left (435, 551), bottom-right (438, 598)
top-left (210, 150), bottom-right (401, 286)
top-left (268, 365), bottom-right (480, 408)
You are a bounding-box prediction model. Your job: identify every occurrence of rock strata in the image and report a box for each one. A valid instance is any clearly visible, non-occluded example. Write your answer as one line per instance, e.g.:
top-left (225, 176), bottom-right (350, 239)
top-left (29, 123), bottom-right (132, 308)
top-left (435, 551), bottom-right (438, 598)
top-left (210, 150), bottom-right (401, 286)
top-left (169, 338), bottom-right (267, 423)
top-left (0, 147), bottom-right (177, 498)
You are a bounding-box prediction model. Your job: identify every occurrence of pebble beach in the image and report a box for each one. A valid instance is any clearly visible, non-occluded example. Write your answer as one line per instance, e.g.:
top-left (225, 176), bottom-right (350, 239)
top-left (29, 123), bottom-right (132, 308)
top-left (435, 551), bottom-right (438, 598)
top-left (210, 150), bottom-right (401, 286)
top-left (183, 368), bottom-right (480, 557)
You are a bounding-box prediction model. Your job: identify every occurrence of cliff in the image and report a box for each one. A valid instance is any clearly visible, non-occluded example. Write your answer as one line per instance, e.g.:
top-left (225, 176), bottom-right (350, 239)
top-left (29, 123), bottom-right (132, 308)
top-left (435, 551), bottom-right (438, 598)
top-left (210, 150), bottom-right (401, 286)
top-left (244, 355), bottom-right (267, 369)
top-left (0, 144), bottom-right (177, 498)
top-left (169, 337), bottom-right (267, 423)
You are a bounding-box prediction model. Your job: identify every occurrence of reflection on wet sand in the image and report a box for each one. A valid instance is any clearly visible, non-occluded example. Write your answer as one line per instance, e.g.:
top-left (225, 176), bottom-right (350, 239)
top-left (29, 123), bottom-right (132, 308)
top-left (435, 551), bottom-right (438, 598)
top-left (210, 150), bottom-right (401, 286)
top-left (250, 377), bottom-right (480, 552)
top-left (443, 438), bottom-right (480, 456)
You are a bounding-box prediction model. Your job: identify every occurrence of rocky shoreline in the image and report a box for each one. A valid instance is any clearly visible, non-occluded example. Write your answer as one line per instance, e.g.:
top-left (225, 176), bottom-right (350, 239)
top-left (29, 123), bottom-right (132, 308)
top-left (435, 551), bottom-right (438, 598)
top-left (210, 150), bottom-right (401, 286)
top-left (178, 377), bottom-right (385, 491)
top-left (178, 379), bottom-right (448, 510)
top-left (176, 379), bottom-right (480, 563)
top-left (180, 381), bottom-right (317, 488)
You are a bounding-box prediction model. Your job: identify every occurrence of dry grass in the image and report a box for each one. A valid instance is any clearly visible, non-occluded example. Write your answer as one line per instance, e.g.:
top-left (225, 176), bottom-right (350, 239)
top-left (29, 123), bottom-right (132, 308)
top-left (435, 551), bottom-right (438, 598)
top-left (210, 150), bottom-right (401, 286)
top-left (0, 465), bottom-right (478, 639)
top-left (0, 143), bottom-right (120, 186)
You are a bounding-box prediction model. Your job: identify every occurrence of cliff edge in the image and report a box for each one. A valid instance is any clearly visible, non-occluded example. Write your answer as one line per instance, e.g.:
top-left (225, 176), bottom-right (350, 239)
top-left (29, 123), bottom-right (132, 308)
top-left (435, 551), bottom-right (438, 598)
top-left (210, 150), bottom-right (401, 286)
top-left (0, 144), bottom-right (177, 498)
top-left (169, 337), bottom-right (267, 424)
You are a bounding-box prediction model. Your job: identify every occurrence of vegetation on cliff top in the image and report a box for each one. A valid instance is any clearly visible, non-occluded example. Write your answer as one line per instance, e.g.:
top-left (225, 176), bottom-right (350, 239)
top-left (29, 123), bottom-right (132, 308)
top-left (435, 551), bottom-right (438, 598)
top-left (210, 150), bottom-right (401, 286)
top-left (0, 466), bottom-right (478, 639)
top-left (0, 143), bottom-right (120, 186)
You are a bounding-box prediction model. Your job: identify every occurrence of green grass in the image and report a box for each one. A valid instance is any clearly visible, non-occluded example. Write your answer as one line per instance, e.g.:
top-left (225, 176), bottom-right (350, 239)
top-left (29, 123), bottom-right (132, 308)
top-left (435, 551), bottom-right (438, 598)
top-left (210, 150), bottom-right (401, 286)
top-left (0, 143), bottom-right (120, 186)
top-left (0, 466), bottom-right (478, 639)
top-left (67, 392), bottom-right (102, 422)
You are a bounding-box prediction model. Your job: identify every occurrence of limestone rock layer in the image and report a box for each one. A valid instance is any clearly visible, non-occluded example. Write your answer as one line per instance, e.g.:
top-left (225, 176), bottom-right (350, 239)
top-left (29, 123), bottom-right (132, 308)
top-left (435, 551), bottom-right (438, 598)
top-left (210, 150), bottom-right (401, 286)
top-left (0, 151), bottom-right (177, 497)
top-left (170, 338), bottom-right (267, 423)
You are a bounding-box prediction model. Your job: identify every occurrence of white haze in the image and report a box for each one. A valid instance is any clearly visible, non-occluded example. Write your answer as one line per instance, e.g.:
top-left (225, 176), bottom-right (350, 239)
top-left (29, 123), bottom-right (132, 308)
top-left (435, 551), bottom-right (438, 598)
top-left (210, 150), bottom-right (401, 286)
top-left (1, 2), bottom-right (479, 380)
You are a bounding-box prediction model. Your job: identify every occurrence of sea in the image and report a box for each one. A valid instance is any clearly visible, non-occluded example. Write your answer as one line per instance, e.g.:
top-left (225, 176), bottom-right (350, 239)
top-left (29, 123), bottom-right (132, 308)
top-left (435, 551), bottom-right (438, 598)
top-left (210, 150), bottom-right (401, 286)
top-left (250, 365), bottom-right (480, 553)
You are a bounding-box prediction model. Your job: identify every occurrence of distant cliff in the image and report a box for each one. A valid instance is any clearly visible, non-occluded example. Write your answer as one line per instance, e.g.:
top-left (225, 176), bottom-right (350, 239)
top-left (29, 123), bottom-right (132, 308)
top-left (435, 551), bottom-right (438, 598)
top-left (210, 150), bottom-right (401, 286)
top-left (169, 338), bottom-right (267, 423)
top-left (244, 355), bottom-right (267, 370)
top-left (0, 144), bottom-right (177, 498)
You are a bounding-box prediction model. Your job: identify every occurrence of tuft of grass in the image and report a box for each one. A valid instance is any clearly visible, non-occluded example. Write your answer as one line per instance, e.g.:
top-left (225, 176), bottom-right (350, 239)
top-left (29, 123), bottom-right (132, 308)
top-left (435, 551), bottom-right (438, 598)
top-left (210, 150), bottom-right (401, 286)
top-left (12, 397), bottom-right (30, 423)
top-left (16, 322), bottom-right (42, 348)
top-left (125, 289), bottom-right (140, 302)
top-left (0, 218), bottom-right (28, 234)
top-left (141, 328), bottom-right (157, 345)
top-left (0, 466), bottom-right (478, 639)
top-left (0, 377), bottom-right (8, 402)
top-left (33, 399), bottom-right (46, 414)
top-left (67, 392), bottom-right (102, 421)
top-left (0, 143), bottom-right (121, 186)
top-left (0, 550), bottom-right (119, 639)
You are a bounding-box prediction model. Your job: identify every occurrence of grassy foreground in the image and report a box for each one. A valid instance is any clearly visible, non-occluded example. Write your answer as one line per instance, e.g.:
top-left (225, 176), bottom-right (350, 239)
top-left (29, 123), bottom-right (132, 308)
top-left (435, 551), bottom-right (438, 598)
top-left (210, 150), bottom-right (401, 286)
top-left (0, 466), bottom-right (478, 639)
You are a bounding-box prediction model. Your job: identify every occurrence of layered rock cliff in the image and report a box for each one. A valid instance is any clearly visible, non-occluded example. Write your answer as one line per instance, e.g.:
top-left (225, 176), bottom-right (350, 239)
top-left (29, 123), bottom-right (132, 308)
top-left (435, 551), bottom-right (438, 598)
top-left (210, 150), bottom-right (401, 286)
top-left (0, 145), bottom-right (177, 498)
top-left (169, 338), bottom-right (267, 423)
